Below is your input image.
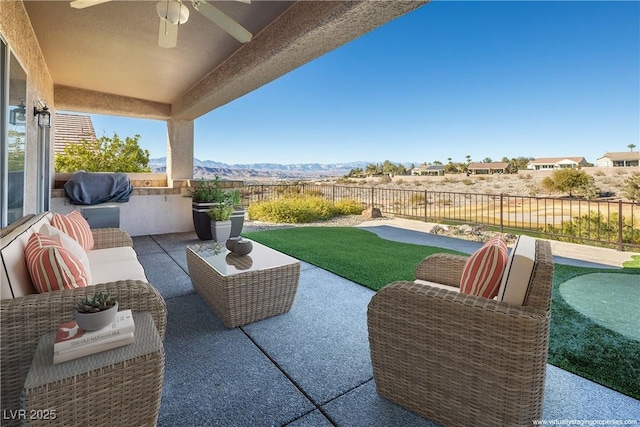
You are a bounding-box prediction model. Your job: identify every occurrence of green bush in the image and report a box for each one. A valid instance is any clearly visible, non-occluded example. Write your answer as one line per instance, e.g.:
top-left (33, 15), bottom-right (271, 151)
top-left (543, 211), bottom-right (640, 245)
top-left (334, 198), bottom-right (364, 215)
top-left (248, 196), bottom-right (336, 223)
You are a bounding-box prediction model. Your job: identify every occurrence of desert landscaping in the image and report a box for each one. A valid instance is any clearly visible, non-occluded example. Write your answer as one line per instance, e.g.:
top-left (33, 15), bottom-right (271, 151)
top-left (334, 167), bottom-right (639, 202)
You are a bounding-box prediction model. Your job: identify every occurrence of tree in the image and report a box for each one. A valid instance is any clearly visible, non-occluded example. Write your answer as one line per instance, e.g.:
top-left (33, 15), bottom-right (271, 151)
top-left (8, 130), bottom-right (25, 171)
top-left (365, 163), bottom-right (382, 176)
top-left (482, 157), bottom-right (493, 163)
top-left (55, 133), bottom-right (150, 173)
top-left (628, 144), bottom-right (636, 152)
top-left (622, 172), bottom-right (640, 202)
top-left (433, 160), bottom-right (442, 166)
top-left (541, 168), bottom-right (593, 198)
top-left (345, 167), bottom-right (364, 178)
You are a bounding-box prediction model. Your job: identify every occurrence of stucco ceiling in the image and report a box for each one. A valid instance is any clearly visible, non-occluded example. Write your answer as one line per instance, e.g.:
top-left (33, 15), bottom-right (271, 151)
top-left (22, 1), bottom-right (428, 120)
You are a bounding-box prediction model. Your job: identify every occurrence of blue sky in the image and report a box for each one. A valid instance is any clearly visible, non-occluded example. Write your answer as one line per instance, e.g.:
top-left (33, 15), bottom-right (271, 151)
top-left (86, 1), bottom-right (639, 166)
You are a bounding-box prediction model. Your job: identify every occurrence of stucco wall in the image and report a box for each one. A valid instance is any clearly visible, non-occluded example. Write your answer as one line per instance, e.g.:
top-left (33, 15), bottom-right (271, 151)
top-left (50, 194), bottom-right (193, 237)
top-left (0, 0), bottom-right (55, 216)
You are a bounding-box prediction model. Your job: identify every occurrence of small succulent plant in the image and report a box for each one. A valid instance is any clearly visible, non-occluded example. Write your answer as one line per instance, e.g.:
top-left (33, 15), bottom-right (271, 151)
top-left (75, 292), bottom-right (118, 313)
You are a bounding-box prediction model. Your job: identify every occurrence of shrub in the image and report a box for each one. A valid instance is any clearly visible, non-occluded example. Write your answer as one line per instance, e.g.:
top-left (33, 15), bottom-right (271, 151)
top-left (410, 193), bottom-right (426, 206)
top-left (462, 178), bottom-right (474, 186)
top-left (541, 169), bottom-right (594, 197)
top-left (334, 198), bottom-right (364, 215)
top-left (622, 172), bottom-right (640, 202)
top-left (248, 196), bottom-right (336, 223)
top-left (543, 211), bottom-right (640, 245)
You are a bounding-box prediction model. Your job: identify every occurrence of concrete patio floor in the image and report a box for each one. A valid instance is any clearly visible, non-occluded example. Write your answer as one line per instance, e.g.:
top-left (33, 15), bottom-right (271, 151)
top-left (132, 228), bottom-right (640, 426)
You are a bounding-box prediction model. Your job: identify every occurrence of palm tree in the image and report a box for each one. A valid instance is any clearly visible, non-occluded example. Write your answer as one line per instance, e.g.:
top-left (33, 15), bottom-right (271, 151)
top-left (628, 144), bottom-right (636, 152)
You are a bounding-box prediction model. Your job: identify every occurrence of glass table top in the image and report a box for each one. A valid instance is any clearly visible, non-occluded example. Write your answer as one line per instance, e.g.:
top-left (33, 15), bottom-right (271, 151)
top-left (187, 239), bottom-right (299, 277)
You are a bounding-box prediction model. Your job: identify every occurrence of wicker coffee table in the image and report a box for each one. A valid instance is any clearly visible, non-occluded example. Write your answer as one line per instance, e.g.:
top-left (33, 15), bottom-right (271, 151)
top-left (186, 240), bottom-right (301, 328)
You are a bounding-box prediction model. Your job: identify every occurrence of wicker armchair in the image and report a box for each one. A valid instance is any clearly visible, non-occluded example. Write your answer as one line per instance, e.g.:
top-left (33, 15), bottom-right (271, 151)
top-left (1, 226), bottom-right (167, 427)
top-left (368, 239), bottom-right (554, 427)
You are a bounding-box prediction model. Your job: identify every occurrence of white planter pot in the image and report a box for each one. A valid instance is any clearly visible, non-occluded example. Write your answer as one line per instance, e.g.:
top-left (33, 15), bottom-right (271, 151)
top-left (75, 302), bottom-right (118, 331)
top-left (210, 220), bottom-right (232, 242)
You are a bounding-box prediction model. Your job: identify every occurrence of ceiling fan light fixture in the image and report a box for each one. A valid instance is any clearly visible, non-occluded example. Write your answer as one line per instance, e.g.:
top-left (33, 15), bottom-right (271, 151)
top-left (156, 0), bottom-right (189, 25)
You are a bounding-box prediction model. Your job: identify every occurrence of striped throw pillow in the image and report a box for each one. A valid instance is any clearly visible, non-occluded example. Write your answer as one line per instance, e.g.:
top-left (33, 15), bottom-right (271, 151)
top-left (25, 233), bottom-right (89, 293)
top-left (459, 236), bottom-right (508, 299)
top-left (51, 211), bottom-right (94, 250)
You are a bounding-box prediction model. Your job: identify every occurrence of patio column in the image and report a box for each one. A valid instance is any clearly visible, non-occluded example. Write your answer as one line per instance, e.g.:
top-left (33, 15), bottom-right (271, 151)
top-left (166, 119), bottom-right (194, 186)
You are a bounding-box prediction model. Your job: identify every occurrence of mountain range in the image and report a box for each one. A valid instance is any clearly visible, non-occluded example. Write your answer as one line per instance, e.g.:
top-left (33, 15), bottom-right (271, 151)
top-left (148, 158), bottom-right (372, 180)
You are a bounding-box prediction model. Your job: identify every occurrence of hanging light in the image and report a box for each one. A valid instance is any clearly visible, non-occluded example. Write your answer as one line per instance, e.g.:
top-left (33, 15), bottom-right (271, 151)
top-left (33, 100), bottom-right (51, 128)
top-left (9, 99), bottom-right (26, 125)
top-left (156, 0), bottom-right (189, 25)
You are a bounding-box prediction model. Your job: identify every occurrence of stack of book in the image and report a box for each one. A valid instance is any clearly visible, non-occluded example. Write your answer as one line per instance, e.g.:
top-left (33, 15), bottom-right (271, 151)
top-left (53, 309), bottom-right (135, 364)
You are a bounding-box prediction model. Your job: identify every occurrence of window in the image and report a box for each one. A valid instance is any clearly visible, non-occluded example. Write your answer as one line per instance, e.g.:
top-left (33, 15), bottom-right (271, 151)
top-left (1, 39), bottom-right (27, 227)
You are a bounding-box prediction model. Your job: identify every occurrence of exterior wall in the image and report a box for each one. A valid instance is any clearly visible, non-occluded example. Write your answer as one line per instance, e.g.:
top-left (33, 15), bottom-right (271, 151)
top-left (0, 0), bottom-right (55, 216)
top-left (50, 192), bottom-right (193, 237)
top-left (594, 157), bottom-right (639, 167)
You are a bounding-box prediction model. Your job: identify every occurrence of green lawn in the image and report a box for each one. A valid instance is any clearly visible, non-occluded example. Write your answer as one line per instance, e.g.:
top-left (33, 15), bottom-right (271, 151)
top-left (244, 226), bottom-right (640, 399)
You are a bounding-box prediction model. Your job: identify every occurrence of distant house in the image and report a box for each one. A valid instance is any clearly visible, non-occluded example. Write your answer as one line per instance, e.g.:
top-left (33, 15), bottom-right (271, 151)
top-left (54, 113), bottom-right (97, 154)
top-left (526, 157), bottom-right (588, 170)
top-left (596, 152), bottom-right (640, 167)
top-left (467, 162), bottom-right (509, 175)
top-left (411, 164), bottom-right (444, 176)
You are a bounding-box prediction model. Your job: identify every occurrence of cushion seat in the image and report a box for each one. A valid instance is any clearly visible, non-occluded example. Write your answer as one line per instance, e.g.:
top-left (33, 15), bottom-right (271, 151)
top-left (87, 247), bottom-right (148, 284)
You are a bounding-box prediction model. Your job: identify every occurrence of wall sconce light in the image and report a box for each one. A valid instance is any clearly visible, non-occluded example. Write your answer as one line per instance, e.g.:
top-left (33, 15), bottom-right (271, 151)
top-left (33, 100), bottom-right (51, 128)
top-left (9, 99), bottom-right (26, 126)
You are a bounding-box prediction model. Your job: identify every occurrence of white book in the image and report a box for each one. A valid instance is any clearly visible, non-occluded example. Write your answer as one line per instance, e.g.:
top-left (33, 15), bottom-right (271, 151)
top-left (54, 309), bottom-right (135, 352)
top-left (53, 332), bottom-right (135, 364)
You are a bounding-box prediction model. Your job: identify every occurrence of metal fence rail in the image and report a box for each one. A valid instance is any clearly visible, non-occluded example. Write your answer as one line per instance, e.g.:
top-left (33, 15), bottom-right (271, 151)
top-left (241, 183), bottom-right (639, 251)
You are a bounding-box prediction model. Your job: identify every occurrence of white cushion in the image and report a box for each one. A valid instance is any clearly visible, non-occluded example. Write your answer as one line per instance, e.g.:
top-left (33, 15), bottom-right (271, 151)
top-left (86, 246), bottom-right (140, 265)
top-left (39, 223), bottom-right (92, 285)
top-left (496, 235), bottom-right (536, 306)
top-left (90, 259), bottom-right (147, 285)
top-left (86, 247), bottom-right (148, 285)
top-left (414, 279), bottom-right (461, 293)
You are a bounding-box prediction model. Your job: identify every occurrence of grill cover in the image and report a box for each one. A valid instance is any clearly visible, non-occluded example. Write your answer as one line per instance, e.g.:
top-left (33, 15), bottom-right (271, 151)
top-left (64, 172), bottom-right (133, 205)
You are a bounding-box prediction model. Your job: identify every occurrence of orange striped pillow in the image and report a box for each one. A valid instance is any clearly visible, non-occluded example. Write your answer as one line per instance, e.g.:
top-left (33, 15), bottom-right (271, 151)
top-left (51, 211), bottom-right (94, 250)
top-left (25, 233), bottom-right (89, 293)
top-left (460, 236), bottom-right (508, 299)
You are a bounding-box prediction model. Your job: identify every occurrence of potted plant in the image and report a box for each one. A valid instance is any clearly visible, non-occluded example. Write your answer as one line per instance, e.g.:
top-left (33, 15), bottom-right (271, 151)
top-left (226, 189), bottom-right (246, 238)
top-left (185, 176), bottom-right (231, 240)
top-left (75, 292), bottom-right (119, 331)
top-left (207, 203), bottom-right (233, 242)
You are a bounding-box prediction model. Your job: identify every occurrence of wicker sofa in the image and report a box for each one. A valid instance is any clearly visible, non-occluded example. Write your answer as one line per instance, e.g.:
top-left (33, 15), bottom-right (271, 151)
top-left (368, 237), bottom-right (554, 427)
top-left (1, 212), bottom-right (167, 426)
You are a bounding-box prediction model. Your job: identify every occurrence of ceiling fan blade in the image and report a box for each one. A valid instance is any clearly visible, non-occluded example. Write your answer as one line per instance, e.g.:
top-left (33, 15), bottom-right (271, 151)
top-left (158, 19), bottom-right (179, 49)
top-left (70, 0), bottom-right (112, 9)
top-left (192, 1), bottom-right (252, 43)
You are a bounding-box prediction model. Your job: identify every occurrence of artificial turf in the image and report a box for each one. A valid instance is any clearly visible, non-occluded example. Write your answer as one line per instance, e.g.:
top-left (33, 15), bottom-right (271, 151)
top-left (243, 226), bottom-right (640, 399)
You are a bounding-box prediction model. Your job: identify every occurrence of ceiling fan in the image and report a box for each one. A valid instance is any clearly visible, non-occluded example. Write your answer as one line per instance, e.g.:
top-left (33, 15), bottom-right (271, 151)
top-left (69, 0), bottom-right (253, 49)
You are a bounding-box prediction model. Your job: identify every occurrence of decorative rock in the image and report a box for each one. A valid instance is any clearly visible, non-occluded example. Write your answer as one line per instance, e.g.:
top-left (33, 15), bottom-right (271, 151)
top-left (226, 237), bottom-right (253, 256)
top-left (362, 207), bottom-right (382, 219)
